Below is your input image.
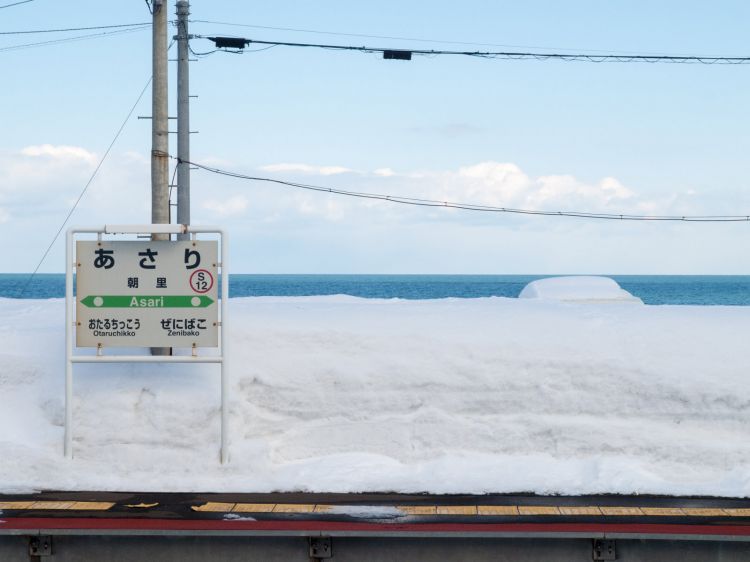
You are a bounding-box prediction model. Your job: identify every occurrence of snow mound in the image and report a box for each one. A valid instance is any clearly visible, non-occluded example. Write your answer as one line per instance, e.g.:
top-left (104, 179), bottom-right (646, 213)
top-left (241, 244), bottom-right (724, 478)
top-left (519, 276), bottom-right (643, 304)
top-left (2, 296), bottom-right (750, 496)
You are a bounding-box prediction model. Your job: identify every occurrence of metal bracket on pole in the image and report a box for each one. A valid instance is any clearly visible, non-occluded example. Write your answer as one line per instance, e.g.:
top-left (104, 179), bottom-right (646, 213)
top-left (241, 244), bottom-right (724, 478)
top-left (65, 225), bottom-right (229, 464)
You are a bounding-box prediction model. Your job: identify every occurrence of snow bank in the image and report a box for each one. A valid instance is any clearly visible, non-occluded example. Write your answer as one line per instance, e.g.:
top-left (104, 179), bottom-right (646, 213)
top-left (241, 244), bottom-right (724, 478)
top-left (519, 276), bottom-right (643, 304)
top-left (1, 295), bottom-right (749, 496)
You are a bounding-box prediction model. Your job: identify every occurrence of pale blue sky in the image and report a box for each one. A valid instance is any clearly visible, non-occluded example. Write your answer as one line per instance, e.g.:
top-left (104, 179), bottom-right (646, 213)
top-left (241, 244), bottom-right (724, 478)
top-left (2, 1), bottom-right (750, 273)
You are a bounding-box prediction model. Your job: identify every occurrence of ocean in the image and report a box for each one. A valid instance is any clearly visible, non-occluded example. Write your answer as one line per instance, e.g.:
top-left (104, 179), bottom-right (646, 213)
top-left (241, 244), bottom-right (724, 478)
top-left (1, 274), bottom-right (749, 305)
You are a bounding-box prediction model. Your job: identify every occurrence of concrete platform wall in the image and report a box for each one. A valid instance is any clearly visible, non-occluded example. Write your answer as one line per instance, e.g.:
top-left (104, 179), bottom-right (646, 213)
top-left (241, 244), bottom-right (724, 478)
top-left (3, 535), bottom-right (750, 562)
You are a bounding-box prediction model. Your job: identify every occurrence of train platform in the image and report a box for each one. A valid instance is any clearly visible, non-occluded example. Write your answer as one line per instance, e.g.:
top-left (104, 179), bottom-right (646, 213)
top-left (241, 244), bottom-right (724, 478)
top-left (2, 492), bottom-right (750, 560)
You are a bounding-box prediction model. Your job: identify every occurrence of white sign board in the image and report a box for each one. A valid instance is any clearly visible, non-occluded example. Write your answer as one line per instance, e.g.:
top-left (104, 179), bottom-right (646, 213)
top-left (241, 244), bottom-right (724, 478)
top-left (76, 240), bottom-right (219, 347)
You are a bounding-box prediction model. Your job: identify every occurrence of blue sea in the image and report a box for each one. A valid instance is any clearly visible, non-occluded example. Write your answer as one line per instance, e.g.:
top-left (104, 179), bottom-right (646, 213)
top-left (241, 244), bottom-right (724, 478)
top-left (1, 274), bottom-right (749, 305)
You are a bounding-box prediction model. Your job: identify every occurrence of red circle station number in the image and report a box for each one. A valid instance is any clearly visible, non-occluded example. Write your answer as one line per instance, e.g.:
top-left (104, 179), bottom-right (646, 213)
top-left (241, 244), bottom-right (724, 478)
top-left (190, 269), bottom-right (214, 294)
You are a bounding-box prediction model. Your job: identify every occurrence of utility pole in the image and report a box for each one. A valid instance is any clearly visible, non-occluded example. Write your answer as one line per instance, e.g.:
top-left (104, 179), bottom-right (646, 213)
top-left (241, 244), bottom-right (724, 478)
top-left (176, 0), bottom-right (190, 241)
top-left (151, 0), bottom-right (169, 236)
top-left (151, 0), bottom-right (170, 355)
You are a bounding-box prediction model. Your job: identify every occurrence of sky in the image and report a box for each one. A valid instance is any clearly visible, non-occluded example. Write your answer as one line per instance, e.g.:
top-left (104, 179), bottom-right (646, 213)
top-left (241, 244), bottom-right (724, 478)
top-left (2, 0), bottom-right (750, 274)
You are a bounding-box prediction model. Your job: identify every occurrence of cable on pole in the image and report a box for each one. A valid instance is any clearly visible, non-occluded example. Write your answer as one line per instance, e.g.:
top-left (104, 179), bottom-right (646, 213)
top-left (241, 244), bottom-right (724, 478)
top-left (176, 158), bottom-right (750, 223)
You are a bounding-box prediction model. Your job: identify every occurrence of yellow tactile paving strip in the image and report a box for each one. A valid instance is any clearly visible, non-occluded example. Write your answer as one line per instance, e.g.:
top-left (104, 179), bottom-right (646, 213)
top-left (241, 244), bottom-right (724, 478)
top-left (518, 506), bottom-right (561, 516)
top-left (600, 507), bottom-right (645, 516)
top-left (184, 502), bottom-right (750, 518)
top-left (232, 503), bottom-right (276, 513)
top-left (0, 501), bottom-right (114, 511)
top-left (682, 508), bottom-right (726, 517)
top-left (272, 504), bottom-right (316, 513)
top-left (641, 507), bottom-right (686, 516)
top-left (478, 505), bottom-right (519, 515)
top-left (436, 506), bottom-right (478, 516)
top-left (559, 506), bottom-right (602, 516)
top-left (192, 502), bottom-right (236, 513)
top-left (0, 502), bottom-right (35, 510)
top-left (1, 500), bottom-right (749, 518)
top-left (722, 508), bottom-right (750, 517)
top-left (29, 501), bottom-right (76, 510)
top-left (69, 502), bottom-right (116, 511)
top-left (398, 505), bottom-right (437, 515)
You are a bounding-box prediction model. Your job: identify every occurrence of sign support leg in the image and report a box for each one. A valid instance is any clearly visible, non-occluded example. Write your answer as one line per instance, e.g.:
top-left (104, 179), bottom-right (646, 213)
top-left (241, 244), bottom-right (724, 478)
top-left (64, 229), bottom-right (74, 459)
top-left (221, 361), bottom-right (227, 464)
top-left (64, 361), bottom-right (73, 459)
top-left (220, 231), bottom-right (229, 464)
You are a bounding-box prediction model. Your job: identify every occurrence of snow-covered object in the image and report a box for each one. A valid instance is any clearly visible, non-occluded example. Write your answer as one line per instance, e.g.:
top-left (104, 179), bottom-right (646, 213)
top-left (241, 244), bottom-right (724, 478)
top-left (1, 296), bottom-right (749, 496)
top-left (519, 276), bottom-right (643, 304)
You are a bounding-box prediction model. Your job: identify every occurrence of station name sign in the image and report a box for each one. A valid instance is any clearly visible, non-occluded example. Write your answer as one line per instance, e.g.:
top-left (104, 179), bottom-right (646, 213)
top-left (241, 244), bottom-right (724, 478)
top-left (76, 240), bottom-right (219, 348)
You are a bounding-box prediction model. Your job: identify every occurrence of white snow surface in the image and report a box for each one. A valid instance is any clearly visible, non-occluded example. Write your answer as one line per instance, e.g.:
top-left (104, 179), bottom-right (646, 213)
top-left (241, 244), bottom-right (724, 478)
top-left (1, 295), bottom-right (749, 496)
top-left (519, 276), bottom-right (643, 303)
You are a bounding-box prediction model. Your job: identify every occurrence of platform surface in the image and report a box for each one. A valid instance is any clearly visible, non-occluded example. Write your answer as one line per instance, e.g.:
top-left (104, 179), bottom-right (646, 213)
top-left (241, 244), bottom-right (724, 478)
top-left (2, 492), bottom-right (750, 540)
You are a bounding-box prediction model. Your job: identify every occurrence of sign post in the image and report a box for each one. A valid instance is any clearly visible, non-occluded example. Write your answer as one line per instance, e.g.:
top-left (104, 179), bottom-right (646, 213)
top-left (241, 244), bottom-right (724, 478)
top-left (65, 225), bottom-right (229, 463)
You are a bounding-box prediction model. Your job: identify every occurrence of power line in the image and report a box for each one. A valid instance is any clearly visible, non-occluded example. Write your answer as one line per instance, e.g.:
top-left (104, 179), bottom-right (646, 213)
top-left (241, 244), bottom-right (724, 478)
top-left (194, 19), bottom-right (588, 51)
top-left (16, 77), bottom-right (153, 298)
top-left (179, 158), bottom-right (750, 223)
top-left (190, 19), bottom-right (707, 57)
top-left (187, 42), bottom-right (217, 57)
top-left (201, 36), bottom-right (750, 64)
top-left (0, 25), bottom-right (151, 53)
top-left (0, 0), bottom-right (35, 9)
top-left (188, 41), bottom-right (264, 58)
top-left (16, 36), bottom-right (175, 294)
top-left (0, 22), bottom-right (151, 35)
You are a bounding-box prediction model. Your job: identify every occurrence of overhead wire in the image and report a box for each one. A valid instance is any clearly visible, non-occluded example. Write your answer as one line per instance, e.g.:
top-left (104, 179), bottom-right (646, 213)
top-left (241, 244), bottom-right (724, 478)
top-left (168, 159), bottom-right (179, 203)
top-left (17, 36), bottom-right (178, 295)
top-left (0, 25), bottom-right (151, 53)
top-left (178, 158), bottom-right (750, 223)
top-left (198, 36), bottom-right (750, 64)
top-left (0, 22), bottom-right (151, 35)
top-left (190, 19), bottom-right (707, 57)
top-left (187, 42), bottom-right (217, 57)
top-left (16, 77), bottom-right (153, 297)
top-left (0, 0), bottom-right (34, 8)
top-left (243, 44), bottom-right (278, 53)
top-left (17, 35), bottom-right (176, 295)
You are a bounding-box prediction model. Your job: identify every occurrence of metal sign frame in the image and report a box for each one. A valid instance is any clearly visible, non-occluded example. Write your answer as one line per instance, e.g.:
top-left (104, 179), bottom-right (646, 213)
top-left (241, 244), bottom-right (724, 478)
top-left (65, 224), bottom-right (229, 463)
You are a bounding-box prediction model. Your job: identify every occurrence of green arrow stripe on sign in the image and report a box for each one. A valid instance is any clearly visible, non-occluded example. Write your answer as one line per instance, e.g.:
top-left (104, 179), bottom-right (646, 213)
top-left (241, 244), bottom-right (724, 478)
top-left (80, 295), bottom-right (214, 308)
